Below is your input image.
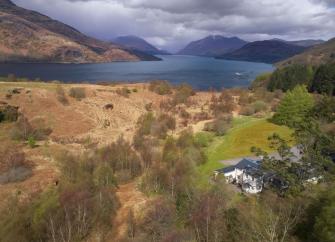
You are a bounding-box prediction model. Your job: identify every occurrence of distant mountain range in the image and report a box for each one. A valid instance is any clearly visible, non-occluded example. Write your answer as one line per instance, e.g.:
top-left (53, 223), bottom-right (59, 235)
top-left (0, 0), bottom-right (159, 63)
top-left (277, 37), bottom-right (335, 67)
top-left (177, 35), bottom-right (248, 57)
top-left (113, 36), bottom-right (170, 55)
top-left (217, 40), bottom-right (307, 64)
top-left (272, 38), bottom-right (325, 47)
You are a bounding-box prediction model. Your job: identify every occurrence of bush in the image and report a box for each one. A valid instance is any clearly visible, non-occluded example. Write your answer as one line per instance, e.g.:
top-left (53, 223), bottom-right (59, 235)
top-left (204, 115), bottom-right (232, 136)
top-left (0, 105), bottom-right (19, 122)
top-left (56, 85), bottom-right (69, 105)
top-left (28, 136), bottom-right (36, 148)
top-left (10, 116), bottom-right (52, 141)
top-left (173, 83), bottom-right (195, 104)
top-left (193, 111), bottom-right (209, 122)
top-left (116, 87), bottom-right (131, 98)
top-left (69, 87), bottom-right (86, 100)
top-left (240, 105), bottom-right (256, 116)
top-left (210, 90), bottom-right (236, 117)
top-left (136, 113), bottom-right (176, 139)
top-left (0, 146), bottom-right (32, 184)
top-left (252, 100), bottom-right (268, 113)
top-left (145, 103), bottom-right (153, 112)
top-left (194, 132), bottom-right (214, 147)
top-left (251, 72), bottom-right (272, 89)
top-left (179, 108), bottom-right (191, 119)
top-left (98, 136), bottom-right (142, 181)
top-left (149, 80), bottom-right (172, 95)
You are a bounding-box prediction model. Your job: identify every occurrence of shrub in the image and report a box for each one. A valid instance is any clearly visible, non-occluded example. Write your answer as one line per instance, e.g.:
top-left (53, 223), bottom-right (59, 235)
top-left (159, 99), bottom-right (174, 111)
top-left (252, 100), bottom-right (268, 113)
top-left (251, 72), bottom-right (272, 89)
top-left (193, 111), bottom-right (209, 122)
top-left (238, 91), bottom-right (254, 106)
top-left (194, 132), bottom-right (214, 147)
top-left (210, 90), bottom-right (236, 117)
top-left (145, 103), bottom-right (153, 112)
top-left (204, 115), bottom-right (232, 136)
top-left (10, 116), bottom-right (52, 141)
top-left (240, 105), bottom-right (256, 116)
top-left (149, 80), bottom-right (172, 95)
top-left (0, 146), bottom-right (32, 184)
top-left (179, 108), bottom-right (191, 119)
top-left (55, 85), bottom-right (69, 105)
top-left (28, 136), bottom-right (36, 148)
top-left (116, 87), bottom-right (131, 98)
top-left (98, 136), bottom-right (142, 181)
top-left (173, 83), bottom-right (195, 104)
top-left (0, 105), bottom-right (19, 122)
top-left (69, 87), bottom-right (86, 100)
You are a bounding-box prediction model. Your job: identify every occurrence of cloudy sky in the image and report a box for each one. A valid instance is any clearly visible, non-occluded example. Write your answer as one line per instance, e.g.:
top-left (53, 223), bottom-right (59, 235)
top-left (12, 0), bottom-right (335, 52)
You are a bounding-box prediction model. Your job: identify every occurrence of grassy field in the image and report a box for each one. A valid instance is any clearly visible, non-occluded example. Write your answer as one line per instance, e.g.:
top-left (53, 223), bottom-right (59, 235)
top-left (196, 116), bottom-right (293, 187)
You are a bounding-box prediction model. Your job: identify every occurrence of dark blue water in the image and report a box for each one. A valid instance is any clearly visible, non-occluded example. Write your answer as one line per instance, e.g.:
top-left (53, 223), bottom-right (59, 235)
top-left (0, 55), bottom-right (273, 90)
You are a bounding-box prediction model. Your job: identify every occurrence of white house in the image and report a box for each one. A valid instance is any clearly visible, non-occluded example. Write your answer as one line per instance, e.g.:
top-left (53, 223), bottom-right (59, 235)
top-left (214, 158), bottom-right (264, 194)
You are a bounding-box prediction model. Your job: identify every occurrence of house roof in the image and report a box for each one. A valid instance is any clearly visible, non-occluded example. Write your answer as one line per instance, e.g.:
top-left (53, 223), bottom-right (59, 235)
top-left (235, 158), bottom-right (261, 170)
top-left (215, 166), bottom-right (235, 174)
top-left (215, 158), bottom-right (261, 175)
top-left (245, 167), bottom-right (264, 178)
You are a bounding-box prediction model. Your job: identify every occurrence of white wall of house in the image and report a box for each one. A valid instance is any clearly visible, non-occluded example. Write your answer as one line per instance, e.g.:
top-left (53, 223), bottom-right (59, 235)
top-left (223, 168), bottom-right (244, 183)
top-left (241, 173), bottom-right (263, 193)
top-left (223, 169), bottom-right (263, 194)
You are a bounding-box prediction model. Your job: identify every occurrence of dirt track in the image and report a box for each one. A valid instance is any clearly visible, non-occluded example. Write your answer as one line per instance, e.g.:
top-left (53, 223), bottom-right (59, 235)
top-left (108, 182), bottom-right (147, 242)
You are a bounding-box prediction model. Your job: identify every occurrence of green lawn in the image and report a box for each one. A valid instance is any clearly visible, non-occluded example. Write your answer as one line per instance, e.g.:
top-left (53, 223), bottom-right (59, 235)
top-left (196, 116), bottom-right (293, 187)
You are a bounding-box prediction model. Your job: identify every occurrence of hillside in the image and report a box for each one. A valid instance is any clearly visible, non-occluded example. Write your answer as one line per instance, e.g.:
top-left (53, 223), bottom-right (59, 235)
top-left (272, 38), bottom-right (325, 47)
top-left (177, 35), bottom-right (248, 57)
top-left (0, 0), bottom-right (159, 63)
top-left (113, 35), bottom-right (170, 55)
top-left (277, 37), bottom-right (335, 67)
top-left (218, 40), bottom-right (306, 64)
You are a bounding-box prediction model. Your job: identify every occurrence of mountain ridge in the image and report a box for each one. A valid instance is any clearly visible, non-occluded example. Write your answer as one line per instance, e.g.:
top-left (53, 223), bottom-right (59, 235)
top-left (0, 0), bottom-right (160, 63)
top-left (217, 40), bottom-right (307, 64)
top-left (277, 38), bottom-right (335, 67)
top-left (177, 35), bottom-right (248, 57)
top-left (113, 35), bottom-right (170, 55)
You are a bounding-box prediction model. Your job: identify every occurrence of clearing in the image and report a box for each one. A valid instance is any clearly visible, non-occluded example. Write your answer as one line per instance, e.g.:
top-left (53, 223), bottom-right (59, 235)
top-left (196, 116), bottom-right (293, 186)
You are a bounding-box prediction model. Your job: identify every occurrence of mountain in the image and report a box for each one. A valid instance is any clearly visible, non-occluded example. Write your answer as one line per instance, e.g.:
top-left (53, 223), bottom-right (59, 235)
top-left (287, 39), bottom-right (325, 47)
top-left (277, 38), bottom-right (335, 67)
top-left (217, 40), bottom-right (307, 64)
top-left (0, 0), bottom-right (159, 63)
top-left (177, 35), bottom-right (248, 57)
top-left (271, 38), bottom-right (325, 47)
top-left (113, 36), bottom-right (170, 55)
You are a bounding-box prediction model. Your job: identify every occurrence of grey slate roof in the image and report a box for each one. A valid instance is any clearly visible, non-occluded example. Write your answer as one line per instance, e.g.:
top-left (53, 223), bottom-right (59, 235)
top-left (235, 158), bottom-right (260, 170)
top-left (215, 158), bottom-right (261, 174)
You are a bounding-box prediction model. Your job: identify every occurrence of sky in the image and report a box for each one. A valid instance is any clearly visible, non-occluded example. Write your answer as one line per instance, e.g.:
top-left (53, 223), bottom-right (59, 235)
top-left (12, 0), bottom-right (335, 52)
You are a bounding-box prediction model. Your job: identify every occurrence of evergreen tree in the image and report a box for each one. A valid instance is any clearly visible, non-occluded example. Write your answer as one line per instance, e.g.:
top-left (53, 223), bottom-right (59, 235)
top-left (310, 63), bottom-right (335, 96)
top-left (272, 85), bottom-right (314, 128)
top-left (268, 64), bottom-right (314, 91)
